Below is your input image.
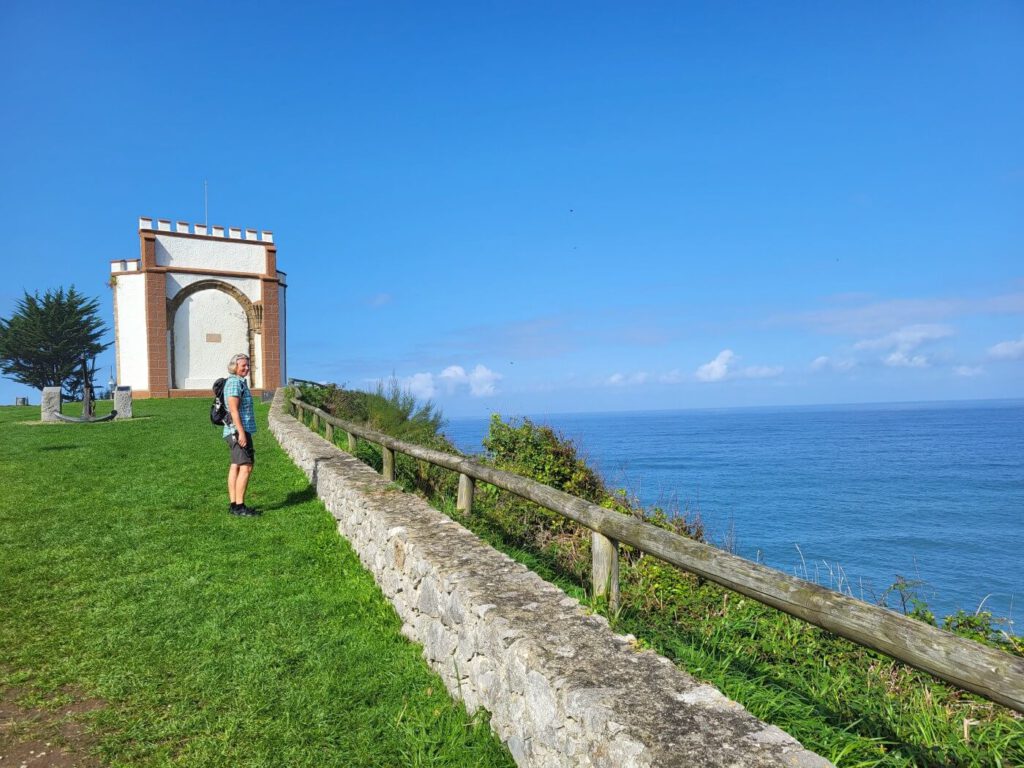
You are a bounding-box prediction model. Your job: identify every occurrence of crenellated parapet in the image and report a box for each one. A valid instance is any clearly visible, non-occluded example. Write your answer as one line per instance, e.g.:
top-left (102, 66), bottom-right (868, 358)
top-left (138, 216), bottom-right (274, 243)
top-left (110, 259), bottom-right (142, 273)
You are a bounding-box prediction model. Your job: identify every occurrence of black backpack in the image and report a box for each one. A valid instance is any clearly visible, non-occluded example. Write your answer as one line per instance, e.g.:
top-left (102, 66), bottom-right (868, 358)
top-left (210, 377), bottom-right (229, 425)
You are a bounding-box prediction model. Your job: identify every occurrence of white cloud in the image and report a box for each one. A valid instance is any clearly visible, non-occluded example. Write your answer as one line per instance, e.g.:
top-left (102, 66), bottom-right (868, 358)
top-left (607, 371), bottom-right (649, 386)
top-left (884, 352), bottom-right (929, 368)
top-left (659, 369), bottom-right (686, 384)
top-left (954, 365), bottom-right (984, 377)
top-left (404, 372), bottom-right (436, 400)
top-left (696, 349), bottom-right (736, 382)
top-left (988, 336), bottom-right (1024, 360)
top-left (404, 363), bottom-right (501, 399)
top-left (467, 364), bottom-right (501, 396)
top-left (695, 350), bottom-right (781, 382)
top-left (850, 324), bottom-right (952, 369)
top-left (439, 365), bottom-right (467, 392)
top-left (853, 324), bottom-right (953, 353)
top-left (742, 365), bottom-right (784, 379)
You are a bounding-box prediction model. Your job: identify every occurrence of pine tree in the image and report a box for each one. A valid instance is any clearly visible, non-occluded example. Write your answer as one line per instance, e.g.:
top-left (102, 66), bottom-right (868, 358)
top-left (0, 287), bottom-right (111, 398)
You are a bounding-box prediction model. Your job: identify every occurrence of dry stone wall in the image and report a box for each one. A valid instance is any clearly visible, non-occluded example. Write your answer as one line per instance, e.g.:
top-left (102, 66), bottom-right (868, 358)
top-left (269, 390), bottom-right (832, 768)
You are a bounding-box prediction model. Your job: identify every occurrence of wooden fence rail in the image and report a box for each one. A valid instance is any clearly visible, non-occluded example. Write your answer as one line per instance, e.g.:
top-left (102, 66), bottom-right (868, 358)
top-left (288, 395), bottom-right (1024, 714)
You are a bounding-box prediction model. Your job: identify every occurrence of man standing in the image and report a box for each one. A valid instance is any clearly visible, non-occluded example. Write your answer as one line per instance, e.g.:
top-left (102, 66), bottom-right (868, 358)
top-left (224, 353), bottom-right (259, 517)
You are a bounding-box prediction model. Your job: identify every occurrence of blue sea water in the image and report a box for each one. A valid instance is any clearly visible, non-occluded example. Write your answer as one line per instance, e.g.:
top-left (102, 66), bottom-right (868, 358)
top-left (445, 400), bottom-right (1024, 629)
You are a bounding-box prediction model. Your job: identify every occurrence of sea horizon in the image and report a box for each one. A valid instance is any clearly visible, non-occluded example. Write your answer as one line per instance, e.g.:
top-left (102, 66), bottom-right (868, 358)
top-left (444, 395), bottom-right (1024, 423)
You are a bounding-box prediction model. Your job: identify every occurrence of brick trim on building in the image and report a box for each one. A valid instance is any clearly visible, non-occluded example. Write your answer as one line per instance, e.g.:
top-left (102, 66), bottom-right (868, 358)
top-left (144, 270), bottom-right (170, 398)
top-left (260, 276), bottom-right (281, 390)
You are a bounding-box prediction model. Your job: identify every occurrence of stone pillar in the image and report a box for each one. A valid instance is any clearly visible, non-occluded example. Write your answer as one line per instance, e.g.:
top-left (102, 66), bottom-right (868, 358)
top-left (144, 269), bottom-right (169, 397)
top-left (41, 387), bottom-right (61, 422)
top-left (114, 387), bottom-right (133, 420)
top-left (258, 244), bottom-right (282, 392)
top-left (140, 232), bottom-right (169, 397)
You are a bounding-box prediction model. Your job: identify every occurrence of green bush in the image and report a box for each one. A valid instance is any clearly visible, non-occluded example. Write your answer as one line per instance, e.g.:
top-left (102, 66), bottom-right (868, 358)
top-left (944, 609), bottom-right (1000, 645)
top-left (483, 415), bottom-right (606, 502)
top-left (297, 381), bottom-right (457, 499)
top-left (478, 415), bottom-right (706, 583)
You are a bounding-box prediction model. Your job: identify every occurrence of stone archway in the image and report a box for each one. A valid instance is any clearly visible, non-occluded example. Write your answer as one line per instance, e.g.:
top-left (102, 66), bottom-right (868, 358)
top-left (167, 280), bottom-right (262, 389)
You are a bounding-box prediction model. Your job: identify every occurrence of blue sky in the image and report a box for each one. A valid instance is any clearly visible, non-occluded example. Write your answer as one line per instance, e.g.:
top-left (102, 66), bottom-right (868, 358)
top-left (1, 2), bottom-right (1021, 417)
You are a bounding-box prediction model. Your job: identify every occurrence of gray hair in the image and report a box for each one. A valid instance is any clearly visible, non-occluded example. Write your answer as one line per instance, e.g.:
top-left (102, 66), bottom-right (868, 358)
top-left (227, 353), bottom-right (250, 374)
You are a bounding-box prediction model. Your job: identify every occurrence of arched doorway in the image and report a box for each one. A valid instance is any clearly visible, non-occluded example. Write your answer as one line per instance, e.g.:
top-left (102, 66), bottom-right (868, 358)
top-left (168, 281), bottom-right (259, 390)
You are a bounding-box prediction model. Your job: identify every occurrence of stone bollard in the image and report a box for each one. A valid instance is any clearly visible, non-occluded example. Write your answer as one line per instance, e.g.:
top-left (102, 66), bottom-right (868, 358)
top-left (41, 387), bottom-right (61, 422)
top-left (114, 386), bottom-right (133, 420)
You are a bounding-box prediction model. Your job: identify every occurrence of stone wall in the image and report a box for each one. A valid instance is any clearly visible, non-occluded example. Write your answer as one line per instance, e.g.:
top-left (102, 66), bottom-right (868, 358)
top-left (268, 390), bottom-right (832, 768)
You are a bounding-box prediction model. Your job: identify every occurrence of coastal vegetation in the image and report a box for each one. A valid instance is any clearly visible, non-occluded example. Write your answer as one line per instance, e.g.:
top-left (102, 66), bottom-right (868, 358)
top-left (0, 286), bottom-right (109, 399)
top-left (0, 399), bottom-right (514, 766)
top-left (295, 381), bottom-right (1024, 768)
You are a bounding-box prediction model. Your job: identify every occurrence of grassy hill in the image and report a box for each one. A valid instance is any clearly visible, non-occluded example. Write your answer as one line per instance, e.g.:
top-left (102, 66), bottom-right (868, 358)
top-left (0, 399), bottom-right (513, 767)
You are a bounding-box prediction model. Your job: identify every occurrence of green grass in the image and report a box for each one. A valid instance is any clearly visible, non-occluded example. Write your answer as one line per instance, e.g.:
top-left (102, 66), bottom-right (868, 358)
top-left (0, 400), bottom-right (514, 767)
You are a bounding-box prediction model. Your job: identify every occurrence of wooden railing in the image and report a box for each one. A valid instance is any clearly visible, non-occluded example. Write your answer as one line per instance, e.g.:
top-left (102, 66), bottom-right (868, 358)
top-left (287, 395), bottom-right (1024, 714)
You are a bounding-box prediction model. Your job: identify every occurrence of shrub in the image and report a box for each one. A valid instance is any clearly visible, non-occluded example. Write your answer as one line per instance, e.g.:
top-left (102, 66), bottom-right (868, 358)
top-left (478, 415), bottom-right (705, 584)
top-left (296, 380), bottom-right (457, 499)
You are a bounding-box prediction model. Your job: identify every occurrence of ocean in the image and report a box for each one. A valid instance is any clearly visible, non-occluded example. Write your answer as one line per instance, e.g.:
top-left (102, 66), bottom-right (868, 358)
top-left (445, 399), bottom-right (1024, 630)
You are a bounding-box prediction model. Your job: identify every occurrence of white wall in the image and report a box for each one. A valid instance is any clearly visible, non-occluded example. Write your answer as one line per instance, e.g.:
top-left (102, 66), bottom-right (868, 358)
top-left (251, 330), bottom-right (264, 389)
top-left (114, 274), bottom-right (149, 390)
top-left (155, 234), bottom-right (266, 275)
top-left (166, 273), bottom-right (261, 303)
top-left (172, 289), bottom-right (249, 390)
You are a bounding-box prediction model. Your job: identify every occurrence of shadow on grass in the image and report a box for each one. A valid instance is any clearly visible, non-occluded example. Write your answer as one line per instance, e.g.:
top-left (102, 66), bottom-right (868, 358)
top-left (263, 485), bottom-right (318, 511)
top-left (18, 416), bottom-right (156, 427)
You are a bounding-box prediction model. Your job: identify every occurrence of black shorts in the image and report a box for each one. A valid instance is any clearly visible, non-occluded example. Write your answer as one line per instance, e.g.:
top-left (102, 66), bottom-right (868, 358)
top-left (225, 431), bottom-right (255, 466)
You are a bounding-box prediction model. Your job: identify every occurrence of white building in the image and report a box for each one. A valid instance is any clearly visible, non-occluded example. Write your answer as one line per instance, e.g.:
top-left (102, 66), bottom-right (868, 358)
top-left (110, 217), bottom-right (287, 398)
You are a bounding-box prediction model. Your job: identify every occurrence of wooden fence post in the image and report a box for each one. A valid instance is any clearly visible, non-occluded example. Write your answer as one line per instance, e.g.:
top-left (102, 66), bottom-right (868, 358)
top-left (325, 423), bottom-right (334, 443)
top-left (592, 531), bottom-right (620, 612)
top-left (382, 446), bottom-right (395, 482)
top-left (347, 432), bottom-right (357, 452)
top-left (457, 473), bottom-right (475, 514)
top-left (312, 412), bottom-right (319, 431)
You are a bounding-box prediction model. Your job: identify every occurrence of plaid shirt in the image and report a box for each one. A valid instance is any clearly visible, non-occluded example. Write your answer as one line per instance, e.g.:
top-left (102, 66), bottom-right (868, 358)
top-left (223, 375), bottom-right (257, 437)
